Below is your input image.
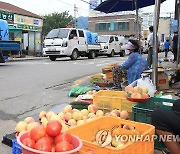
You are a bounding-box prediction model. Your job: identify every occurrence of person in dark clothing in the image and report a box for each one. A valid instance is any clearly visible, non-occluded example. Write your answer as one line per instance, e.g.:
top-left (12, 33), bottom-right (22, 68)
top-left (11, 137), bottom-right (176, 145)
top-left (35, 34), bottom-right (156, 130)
top-left (172, 31), bottom-right (178, 62)
top-left (152, 99), bottom-right (180, 154)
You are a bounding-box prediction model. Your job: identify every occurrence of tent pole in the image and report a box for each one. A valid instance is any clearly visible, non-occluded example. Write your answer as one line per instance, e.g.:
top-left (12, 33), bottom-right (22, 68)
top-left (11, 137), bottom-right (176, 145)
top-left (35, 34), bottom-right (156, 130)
top-left (152, 0), bottom-right (161, 89)
top-left (177, 1), bottom-right (180, 66)
top-left (134, 0), bottom-right (139, 39)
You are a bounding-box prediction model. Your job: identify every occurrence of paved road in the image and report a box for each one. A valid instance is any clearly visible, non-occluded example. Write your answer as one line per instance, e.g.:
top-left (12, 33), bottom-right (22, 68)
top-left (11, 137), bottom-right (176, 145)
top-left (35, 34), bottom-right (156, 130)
top-left (0, 55), bottom-right (128, 153)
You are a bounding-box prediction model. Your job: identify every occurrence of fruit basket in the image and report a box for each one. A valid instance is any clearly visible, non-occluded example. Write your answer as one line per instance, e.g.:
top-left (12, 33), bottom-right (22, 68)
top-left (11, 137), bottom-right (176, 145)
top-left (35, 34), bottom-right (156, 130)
top-left (17, 131), bottom-right (82, 154)
top-left (126, 96), bottom-right (150, 103)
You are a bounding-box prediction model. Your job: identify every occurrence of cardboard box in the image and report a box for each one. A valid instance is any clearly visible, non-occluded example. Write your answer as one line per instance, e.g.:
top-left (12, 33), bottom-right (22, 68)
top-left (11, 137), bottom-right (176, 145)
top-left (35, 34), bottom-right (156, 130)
top-left (143, 69), bottom-right (169, 90)
top-left (158, 72), bottom-right (169, 90)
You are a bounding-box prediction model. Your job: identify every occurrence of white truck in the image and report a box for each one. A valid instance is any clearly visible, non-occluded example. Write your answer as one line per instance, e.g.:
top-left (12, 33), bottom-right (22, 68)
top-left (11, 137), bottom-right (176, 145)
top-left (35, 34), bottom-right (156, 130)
top-left (98, 35), bottom-right (126, 57)
top-left (43, 28), bottom-right (101, 61)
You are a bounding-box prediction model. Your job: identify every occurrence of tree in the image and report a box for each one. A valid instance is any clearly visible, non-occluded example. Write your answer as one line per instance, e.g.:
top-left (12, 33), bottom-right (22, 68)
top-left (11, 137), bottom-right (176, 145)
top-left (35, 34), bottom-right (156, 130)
top-left (42, 11), bottom-right (74, 36)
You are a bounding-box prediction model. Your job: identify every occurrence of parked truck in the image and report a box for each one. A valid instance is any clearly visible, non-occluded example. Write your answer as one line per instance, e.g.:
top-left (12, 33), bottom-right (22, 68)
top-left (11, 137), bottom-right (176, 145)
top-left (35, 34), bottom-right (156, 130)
top-left (0, 19), bottom-right (21, 63)
top-left (43, 28), bottom-right (101, 61)
top-left (98, 35), bottom-right (126, 57)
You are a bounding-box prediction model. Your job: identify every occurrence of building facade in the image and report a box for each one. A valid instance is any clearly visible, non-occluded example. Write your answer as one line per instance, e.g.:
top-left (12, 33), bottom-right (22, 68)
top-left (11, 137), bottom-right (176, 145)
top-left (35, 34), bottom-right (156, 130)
top-left (88, 14), bottom-right (142, 37)
top-left (0, 1), bottom-right (43, 56)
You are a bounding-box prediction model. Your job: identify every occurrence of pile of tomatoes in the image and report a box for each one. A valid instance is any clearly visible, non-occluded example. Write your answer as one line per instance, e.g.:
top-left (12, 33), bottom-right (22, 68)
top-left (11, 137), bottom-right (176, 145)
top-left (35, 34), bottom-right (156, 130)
top-left (21, 120), bottom-right (74, 152)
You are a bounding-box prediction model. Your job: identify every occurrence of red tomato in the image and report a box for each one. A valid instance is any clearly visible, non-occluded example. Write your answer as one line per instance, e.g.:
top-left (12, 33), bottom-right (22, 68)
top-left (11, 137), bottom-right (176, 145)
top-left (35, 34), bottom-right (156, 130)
top-left (38, 136), bottom-right (53, 145)
top-left (22, 138), bottom-right (35, 148)
top-left (34, 139), bottom-right (52, 152)
top-left (55, 132), bottom-right (72, 144)
top-left (46, 120), bottom-right (62, 137)
top-left (55, 141), bottom-right (73, 152)
top-left (30, 125), bottom-right (46, 141)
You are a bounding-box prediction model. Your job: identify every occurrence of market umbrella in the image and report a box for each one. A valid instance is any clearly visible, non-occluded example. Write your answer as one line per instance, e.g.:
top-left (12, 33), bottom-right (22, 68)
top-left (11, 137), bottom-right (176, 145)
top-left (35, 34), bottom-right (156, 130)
top-left (94, 0), bottom-right (166, 13)
top-left (94, 0), bottom-right (167, 89)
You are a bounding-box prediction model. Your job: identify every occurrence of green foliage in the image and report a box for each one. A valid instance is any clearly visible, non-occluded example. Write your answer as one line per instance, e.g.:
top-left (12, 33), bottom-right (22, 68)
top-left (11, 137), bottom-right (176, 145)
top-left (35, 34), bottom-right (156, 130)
top-left (42, 11), bottom-right (74, 36)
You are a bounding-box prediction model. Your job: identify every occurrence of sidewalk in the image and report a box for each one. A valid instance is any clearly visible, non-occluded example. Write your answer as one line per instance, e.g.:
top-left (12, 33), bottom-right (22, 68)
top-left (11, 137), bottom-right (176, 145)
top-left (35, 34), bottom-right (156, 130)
top-left (7, 55), bottom-right (48, 62)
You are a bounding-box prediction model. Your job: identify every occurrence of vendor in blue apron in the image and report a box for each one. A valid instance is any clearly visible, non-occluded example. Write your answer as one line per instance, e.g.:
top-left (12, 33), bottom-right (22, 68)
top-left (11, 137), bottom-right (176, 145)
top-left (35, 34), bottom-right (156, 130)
top-left (113, 39), bottom-right (149, 89)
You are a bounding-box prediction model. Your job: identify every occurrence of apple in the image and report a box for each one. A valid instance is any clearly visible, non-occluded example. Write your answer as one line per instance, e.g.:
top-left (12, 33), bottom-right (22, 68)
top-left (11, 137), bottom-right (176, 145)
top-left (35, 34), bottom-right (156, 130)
top-left (125, 85), bottom-right (134, 92)
top-left (39, 111), bottom-right (46, 119)
top-left (41, 117), bottom-right (48, 123)
top-left (64, 112), bottom-right (72, 121)
top-left (24, 117), bottom-right (35, 124)
top-left (120, 111), bottom-right (129, 120)
top-left (88, 104), bottom-right (98, 113)
top-left (46, 111), bottom-right (55, 121)
top-left (27, 122), bottom-right (39, 131)
top-left (96, 110), bottom-right (104, 117)
top-left (132, 86), bottom-right (142, 94)
top-left (15, 121), bottom-right (27, 133)
top-left (72, 111), bottom-right (80, 121)
top-left (63, 105), bottom-right (72, 113)
top-left (77, 120), bottom-right (85, 126)
top-left (50, 114), bottom-right (63, 123)
top-left (68, 119), bottom-right (77, 126)
top-left (61, 123), bottom-right (69, 131)
top-left (81, 109), bottom-right (89, 116)
top-left (131, 93), bottom-right (142, 99)
top-left (111, 109), bottom-right (120, 117)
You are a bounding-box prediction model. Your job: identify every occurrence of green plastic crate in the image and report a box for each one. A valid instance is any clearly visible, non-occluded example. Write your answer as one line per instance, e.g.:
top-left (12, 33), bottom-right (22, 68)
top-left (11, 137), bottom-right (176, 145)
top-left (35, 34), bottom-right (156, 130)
top-left (132, 97), bottom-right (175, 150)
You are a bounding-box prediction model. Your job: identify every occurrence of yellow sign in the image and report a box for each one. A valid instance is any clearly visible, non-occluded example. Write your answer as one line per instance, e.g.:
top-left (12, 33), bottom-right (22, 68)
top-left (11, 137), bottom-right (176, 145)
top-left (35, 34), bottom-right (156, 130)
top-left (35, 39), bottom-right (41, 43)
top-left (14, 37), bottom-right (22, 42)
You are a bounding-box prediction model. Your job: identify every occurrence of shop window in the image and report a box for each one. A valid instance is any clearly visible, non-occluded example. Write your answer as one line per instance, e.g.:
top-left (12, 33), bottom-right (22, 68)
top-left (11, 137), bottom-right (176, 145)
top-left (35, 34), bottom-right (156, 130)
top-left (95, 23), bottom-right (110, 32)
top-left (115, 22), bottom-right (129, 31)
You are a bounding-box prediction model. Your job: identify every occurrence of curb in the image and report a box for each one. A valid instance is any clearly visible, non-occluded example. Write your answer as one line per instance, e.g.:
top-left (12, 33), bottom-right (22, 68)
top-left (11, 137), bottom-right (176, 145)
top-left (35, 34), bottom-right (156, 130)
top-left (71, 75), bottom-right (92, 87)
top-left (7, 57), bottom-right (48, 62)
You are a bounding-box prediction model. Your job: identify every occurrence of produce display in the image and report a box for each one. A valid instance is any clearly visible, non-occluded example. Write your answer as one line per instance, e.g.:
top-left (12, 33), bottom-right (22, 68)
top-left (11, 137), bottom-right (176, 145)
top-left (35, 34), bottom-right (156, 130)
top-left (18, 120), bottom-right (78, 152)
top-left (125, 85), bottom-right (149, 99)
top-left (15, 104), bottom-right (130, 136)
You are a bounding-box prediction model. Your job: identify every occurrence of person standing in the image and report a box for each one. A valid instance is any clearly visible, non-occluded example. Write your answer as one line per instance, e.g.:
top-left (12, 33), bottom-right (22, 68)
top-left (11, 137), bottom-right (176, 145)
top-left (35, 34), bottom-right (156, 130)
top-left (172, 31), bottom-right (178, 62)
top-left (147, 26), bottom-right (154, 68)
top-left (164, 39), bottom-right (171, 60)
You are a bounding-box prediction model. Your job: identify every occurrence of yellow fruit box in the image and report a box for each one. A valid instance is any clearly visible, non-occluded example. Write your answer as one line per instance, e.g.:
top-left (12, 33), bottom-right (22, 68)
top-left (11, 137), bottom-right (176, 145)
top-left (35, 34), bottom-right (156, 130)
top-left (93, 90), bottom-right (137, 113)
top-left (67, 117), bottom-right (155, 154)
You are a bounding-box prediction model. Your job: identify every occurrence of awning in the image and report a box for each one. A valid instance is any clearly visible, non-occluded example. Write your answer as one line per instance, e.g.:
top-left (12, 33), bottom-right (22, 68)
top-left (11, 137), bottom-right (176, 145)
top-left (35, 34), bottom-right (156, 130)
top-left (8, 25), bottom-right (22, 32)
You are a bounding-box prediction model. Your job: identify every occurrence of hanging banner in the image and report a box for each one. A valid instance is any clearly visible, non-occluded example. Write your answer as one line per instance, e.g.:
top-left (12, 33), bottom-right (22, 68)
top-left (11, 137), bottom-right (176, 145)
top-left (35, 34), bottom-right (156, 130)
top-left (0, 11), bottom-right (14, 24)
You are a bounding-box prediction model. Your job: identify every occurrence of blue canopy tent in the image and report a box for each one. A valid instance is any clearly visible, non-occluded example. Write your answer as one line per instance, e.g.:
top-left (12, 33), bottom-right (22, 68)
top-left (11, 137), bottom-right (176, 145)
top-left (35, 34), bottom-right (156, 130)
top-left (94, 0), bottom-right (167, 89)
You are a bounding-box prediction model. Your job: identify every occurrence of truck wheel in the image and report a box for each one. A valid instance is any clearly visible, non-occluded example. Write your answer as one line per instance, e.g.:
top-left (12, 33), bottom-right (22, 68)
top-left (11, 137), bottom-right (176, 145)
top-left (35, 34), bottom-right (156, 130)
top-left (120, 50), bottom-right (125, 57)
top-left (71, 49), bottom-right (79, 60)
top-left (49, 56), bottom-right (57, 61)
top-left (88, 51), bottom-right (95, 59)
top-left (108, 50), bottom-right (115, 57)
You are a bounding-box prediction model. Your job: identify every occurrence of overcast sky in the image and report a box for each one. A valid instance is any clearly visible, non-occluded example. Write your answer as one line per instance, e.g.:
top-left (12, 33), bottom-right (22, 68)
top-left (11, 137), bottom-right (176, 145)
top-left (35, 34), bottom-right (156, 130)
top-left (0, 0), bottom-right (176, 17)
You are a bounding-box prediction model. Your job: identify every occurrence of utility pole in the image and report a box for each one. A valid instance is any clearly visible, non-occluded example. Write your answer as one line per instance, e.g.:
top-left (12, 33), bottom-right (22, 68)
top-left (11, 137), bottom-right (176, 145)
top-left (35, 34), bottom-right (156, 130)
top-left (74, 4), bottom-right (78, 28)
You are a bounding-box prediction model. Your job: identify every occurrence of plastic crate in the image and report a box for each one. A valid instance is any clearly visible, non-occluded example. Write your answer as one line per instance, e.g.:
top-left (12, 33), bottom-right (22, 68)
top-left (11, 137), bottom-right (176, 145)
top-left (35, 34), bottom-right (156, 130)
top-left (67, 117), bottom-right (155, 154)
top-left (132, 97), bottom-right (175, 150)
top-left (12, 139), bottom-right (22, 154)
top-left (93, 90), bottom-right (137, 112)
top-left (132, 97), bottom-right (175, 124)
